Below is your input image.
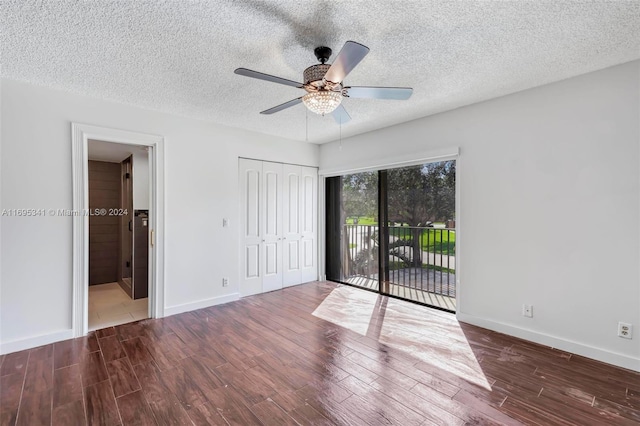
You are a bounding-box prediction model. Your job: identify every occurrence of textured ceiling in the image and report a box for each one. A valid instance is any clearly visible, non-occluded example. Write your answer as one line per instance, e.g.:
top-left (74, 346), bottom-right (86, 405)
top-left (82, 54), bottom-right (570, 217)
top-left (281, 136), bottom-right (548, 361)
top-left (2, 1), bottom-right (639, 144)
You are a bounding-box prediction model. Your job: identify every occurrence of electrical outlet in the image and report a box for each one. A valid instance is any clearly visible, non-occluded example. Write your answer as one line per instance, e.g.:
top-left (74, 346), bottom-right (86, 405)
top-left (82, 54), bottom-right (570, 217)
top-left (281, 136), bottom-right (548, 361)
top-left (222, 277), bottom-right (229, 287)
top-left (618, 322), bottom-right (632, 339)
top-left (522, 304), bottom-right (533, 318)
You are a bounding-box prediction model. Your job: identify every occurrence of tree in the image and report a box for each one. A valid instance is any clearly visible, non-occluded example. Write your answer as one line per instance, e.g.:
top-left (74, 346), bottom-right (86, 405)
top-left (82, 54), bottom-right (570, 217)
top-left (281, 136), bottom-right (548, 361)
top-left (340, 172), bottom-right (378, 277)
top-left (338, 162), bottom-right (456, 272)
top-left (339, 162), bottom-right (455, 224)
top-left (386, 161), bottom-right (456, 266)
top-left (387, 161), bottom-right (455, 224)
top-left (341, 171), bottom-right (377, 220)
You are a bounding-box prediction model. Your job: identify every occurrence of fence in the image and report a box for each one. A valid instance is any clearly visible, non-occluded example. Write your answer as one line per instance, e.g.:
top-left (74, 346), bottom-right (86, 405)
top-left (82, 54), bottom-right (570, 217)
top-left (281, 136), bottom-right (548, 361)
top-left (343, 224), bottom-right (456, 298)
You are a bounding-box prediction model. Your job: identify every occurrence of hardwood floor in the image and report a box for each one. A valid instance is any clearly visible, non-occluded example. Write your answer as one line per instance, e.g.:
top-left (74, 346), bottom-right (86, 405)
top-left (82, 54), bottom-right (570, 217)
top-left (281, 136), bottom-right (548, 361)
top-left (1, 281), bottom-right (638, 425)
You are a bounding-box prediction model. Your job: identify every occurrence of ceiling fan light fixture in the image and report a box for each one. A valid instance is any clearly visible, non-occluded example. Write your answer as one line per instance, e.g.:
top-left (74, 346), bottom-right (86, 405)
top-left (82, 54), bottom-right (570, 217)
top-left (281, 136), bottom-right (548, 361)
top-left (302, 90), bottom-right (342, 115)
top-left (236, 41), bottom-right (411, 121)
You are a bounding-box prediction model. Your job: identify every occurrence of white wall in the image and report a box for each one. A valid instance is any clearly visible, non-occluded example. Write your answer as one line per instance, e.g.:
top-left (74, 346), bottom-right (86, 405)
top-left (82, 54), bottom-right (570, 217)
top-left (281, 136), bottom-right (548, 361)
top-left (133, 150), bottom-right (150, 210)
top-left (0, 79), bottom-right (318, 351)
top-left (320, 61), bottom-right (640, 371)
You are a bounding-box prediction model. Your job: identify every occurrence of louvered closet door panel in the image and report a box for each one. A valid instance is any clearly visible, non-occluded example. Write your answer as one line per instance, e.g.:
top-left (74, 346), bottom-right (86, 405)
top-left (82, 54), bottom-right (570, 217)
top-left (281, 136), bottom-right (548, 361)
top-left (262, 161), bottom-right (283, 292)
top-left (282, 164), bottom-right (302, 286)
top-left (239, 159), bottom-right (263, 296)
top-left (300, 166), bottom-right (317, 283)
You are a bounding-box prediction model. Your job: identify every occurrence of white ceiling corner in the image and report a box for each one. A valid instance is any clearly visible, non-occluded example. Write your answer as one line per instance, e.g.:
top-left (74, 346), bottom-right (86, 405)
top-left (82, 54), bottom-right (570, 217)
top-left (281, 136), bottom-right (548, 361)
top-left (88, 139), bottom-right (146, 163)
top-left (2, 0), bottom-right (639, 144)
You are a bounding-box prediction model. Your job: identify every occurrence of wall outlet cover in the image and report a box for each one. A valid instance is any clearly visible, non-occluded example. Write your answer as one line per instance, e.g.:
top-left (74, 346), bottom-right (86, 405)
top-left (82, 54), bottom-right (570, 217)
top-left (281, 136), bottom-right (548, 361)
top-left (618, 322), bottom-right (632, 339)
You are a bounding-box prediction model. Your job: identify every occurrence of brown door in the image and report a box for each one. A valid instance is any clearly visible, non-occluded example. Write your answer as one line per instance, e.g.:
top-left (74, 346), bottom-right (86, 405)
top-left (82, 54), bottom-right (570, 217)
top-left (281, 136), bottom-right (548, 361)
top-left (119, 156), bottom-right (134, 295)
top-left (88, 161), bottom-right (121, 285)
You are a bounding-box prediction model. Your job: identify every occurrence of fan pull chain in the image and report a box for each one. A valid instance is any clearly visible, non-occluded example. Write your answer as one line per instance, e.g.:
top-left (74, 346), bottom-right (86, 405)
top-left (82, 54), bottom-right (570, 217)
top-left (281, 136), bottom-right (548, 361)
top-left (339, 116), bottom-right (342, 151)
top-left (305, 108), bottom-right (308, 142)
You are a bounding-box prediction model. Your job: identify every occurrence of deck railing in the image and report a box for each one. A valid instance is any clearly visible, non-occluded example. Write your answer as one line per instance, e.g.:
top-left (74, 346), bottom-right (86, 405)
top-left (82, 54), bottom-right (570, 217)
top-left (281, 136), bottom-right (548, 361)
top-left (343, 224), bottom-right (456, 298)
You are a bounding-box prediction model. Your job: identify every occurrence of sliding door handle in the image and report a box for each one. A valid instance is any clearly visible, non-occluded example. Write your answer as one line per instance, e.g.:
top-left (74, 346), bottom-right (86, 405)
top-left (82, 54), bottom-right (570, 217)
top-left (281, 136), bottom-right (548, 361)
top-left (128, 220), bottom-right (132, 232)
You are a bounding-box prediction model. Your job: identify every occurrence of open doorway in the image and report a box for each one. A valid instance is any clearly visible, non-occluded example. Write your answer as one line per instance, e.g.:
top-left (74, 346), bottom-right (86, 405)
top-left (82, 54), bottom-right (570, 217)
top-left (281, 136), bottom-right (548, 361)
top-left (87, 140), bottom-right (150, 330)
top-left (72, 122), bottom-right (165, 337)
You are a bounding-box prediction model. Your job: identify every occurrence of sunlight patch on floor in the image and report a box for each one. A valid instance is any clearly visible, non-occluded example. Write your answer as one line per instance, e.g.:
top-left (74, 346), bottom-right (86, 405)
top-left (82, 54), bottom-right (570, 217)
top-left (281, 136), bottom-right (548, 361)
top-left (313, 285), bottom-right (491, 390)
top-left (312, 285), bottom-right (377, 336)
top-left (379, 298), bottom-right (491, 389)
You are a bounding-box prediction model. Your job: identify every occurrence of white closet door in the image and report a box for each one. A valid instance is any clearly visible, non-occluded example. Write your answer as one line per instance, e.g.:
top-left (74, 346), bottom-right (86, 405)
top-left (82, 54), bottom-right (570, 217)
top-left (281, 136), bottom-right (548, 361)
top-left (239, 159), bottom-right (263, 296)
top-left (282, 165), bottom-right (302, 286)
top-left (240, 159), bottom-right (315, 295)
top-left (300, 166), bottom-right (317, 283)
top-left (261, 161), bottom-right (283, 292)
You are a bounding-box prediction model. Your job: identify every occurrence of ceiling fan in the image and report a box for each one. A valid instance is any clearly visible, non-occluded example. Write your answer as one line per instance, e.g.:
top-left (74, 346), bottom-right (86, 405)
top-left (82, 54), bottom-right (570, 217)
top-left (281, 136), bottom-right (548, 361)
top-left (234, 41), bottom-right (413, 124)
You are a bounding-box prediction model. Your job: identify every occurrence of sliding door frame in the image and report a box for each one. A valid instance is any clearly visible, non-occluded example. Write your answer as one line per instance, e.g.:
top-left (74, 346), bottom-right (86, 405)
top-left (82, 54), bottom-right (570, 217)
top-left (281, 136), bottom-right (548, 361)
top-left (319, 147), bottom-right (461, 313)
top-left (378, 170), bottom-right (389, 295)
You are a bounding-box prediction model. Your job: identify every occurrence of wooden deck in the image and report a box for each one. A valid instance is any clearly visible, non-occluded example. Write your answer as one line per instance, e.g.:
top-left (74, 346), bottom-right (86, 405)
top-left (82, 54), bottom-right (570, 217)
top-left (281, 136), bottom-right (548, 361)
top-left (1, 281), bottom-right (638, 425)
top-left (345, 275), bottom-right (457, 311)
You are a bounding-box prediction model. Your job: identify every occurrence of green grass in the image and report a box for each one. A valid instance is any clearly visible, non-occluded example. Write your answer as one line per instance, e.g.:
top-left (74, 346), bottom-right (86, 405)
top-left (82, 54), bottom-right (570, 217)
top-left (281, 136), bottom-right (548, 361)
top-left (345, 218), bottom-right (456, 255)
top-left (423, 229), bottom-right (456, 255)
top-left (345, 216), bottom-right (377, 225)
top-left (389, 228), bottom-right (456, 255)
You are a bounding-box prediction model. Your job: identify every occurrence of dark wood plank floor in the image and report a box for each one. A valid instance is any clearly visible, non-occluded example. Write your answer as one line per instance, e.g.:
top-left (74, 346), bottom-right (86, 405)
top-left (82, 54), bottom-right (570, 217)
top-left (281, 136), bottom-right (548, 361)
top-left (1, 281), bottom-right (639, 425)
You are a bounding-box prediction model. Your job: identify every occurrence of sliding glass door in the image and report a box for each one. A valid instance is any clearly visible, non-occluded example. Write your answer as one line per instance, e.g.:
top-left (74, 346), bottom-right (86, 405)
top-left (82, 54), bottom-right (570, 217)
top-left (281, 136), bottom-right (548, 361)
top-left (325, 171), bottom-right (379, 290)
top-left (384, 162), bottom-right (456, 310)
top-left (326, 161), bottom-right (456, 312)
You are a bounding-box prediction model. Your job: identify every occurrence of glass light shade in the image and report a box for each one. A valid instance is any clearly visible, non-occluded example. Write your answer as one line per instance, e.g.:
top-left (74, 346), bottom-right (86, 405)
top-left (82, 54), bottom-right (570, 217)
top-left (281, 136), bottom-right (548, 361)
top-left (302, 90), bottom-right (342, 115)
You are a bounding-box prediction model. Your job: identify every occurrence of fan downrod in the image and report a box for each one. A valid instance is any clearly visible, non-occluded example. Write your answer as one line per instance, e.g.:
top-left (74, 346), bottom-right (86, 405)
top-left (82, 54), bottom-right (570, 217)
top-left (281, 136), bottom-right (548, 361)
top-left (314, 46), bottom-right (332, 64)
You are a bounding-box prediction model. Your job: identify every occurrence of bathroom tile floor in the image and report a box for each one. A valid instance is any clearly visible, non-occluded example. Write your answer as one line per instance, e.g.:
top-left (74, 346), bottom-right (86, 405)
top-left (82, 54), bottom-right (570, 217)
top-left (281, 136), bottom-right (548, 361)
top-left (88, 282), bottom-right (148, 331)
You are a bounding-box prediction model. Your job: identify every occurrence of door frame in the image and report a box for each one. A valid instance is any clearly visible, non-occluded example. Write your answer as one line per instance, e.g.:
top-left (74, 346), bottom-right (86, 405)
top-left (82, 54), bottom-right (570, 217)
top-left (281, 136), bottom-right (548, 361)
top-left (71, 123), bottom-right (165, 337)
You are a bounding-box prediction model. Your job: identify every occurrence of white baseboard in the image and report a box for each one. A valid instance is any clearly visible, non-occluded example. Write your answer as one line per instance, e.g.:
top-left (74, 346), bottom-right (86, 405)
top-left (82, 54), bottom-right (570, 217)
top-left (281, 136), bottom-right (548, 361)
top-left (0, 329), bottom-right (74, 355)
top-left (164, 293), bottom-right (240, 317)
top-left (282, 280), bottom-right (312, 288)
top-left (457, 313), bottom-right (640, 372)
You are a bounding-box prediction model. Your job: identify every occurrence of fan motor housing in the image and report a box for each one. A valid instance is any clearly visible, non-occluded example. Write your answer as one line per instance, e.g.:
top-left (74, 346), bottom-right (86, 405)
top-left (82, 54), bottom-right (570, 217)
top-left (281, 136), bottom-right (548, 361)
top-left (303, 64), bottom-right (330, 87)
top-left (303, 64), bottom-right (344, 94)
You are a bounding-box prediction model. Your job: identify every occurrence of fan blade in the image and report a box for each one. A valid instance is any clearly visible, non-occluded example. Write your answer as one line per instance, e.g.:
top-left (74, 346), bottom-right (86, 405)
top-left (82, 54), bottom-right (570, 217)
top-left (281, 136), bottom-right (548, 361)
top-left (235, 68), bottom-right (303, 88)
top-left (260, 97), bottom-right (303, 115)
top-left (344, 86), bottom-right (413, 100)
top-left (323, 41), bottom-right (370, 85)
top-left (332, 104), bottom-right (351, 124)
